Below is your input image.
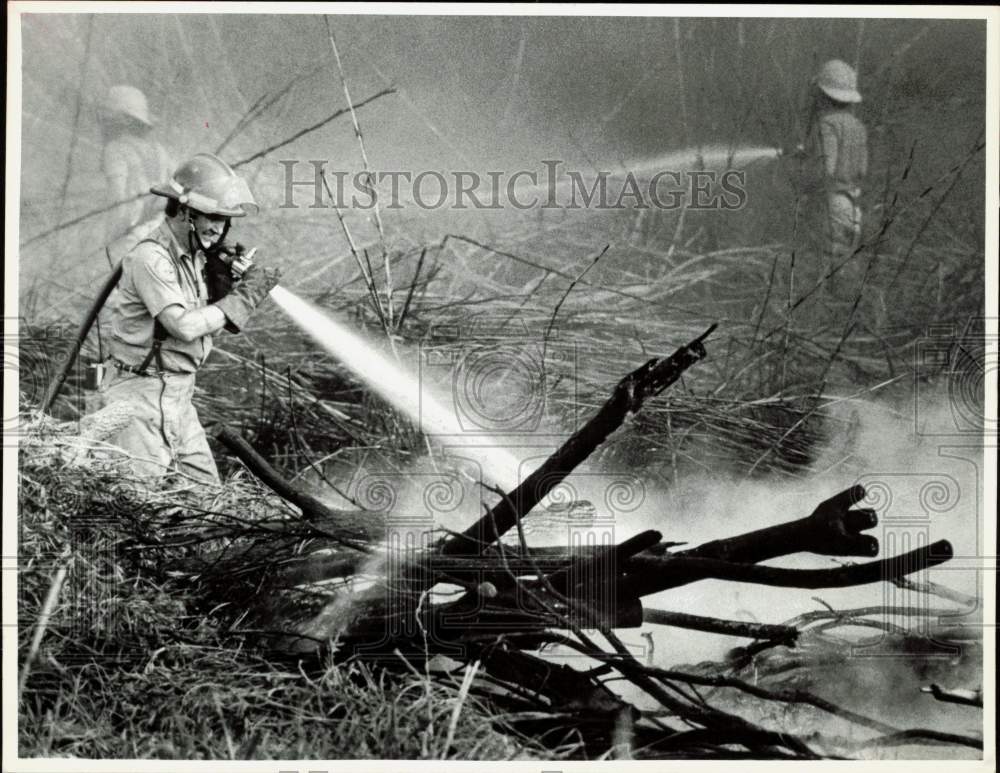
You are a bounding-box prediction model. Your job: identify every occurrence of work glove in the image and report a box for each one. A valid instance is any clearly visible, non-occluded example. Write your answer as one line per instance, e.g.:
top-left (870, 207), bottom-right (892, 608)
top-left (241, 262), bottom-right (281, 303)
top-left (214, 262), bottom-right (282, 332)
top-left (206, 244), bottom-right (259, 332)
top-left (204, 251), bottom-right (235, 305)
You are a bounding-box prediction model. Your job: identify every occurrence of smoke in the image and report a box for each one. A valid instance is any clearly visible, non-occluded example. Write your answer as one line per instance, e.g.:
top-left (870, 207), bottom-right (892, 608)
top-left (620, 387), bottom-right (984, 669)
top-left (525, 386), bottom-right (985, 750)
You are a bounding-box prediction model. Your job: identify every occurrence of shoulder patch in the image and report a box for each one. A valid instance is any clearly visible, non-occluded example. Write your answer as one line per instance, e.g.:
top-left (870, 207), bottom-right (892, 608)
top-left (151, 255), bottom-right (178, 282)
top-left (131, 240), bottom-right (173, 274)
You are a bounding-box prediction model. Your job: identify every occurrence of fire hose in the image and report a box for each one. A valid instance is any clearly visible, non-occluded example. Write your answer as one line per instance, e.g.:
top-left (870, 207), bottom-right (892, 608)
top-left (40, 262), bottom-right (123, 414)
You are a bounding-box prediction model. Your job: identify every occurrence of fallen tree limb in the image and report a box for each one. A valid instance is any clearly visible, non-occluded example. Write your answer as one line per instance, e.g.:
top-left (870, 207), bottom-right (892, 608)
top-left (620, 540), bottom-right (953, 597)
top-left (214, 426), bottom-right (375, 548)
top-left (545, 529), bottom-right (662, 595)
top-left (679, 485), bottom-right (878, 563)
top-left (442, 325), bottom-right (717, 556)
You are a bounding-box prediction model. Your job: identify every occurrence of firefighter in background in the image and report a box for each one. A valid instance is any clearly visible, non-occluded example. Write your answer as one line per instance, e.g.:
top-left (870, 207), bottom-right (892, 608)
top-left (99, 85), bottom-right (174, 253)
top-left (84, 86), bottom-right (174, 411)
top-left (99, 153), bottom-right (281, 483)
top-left (804, 60), bottom-right (869, 269)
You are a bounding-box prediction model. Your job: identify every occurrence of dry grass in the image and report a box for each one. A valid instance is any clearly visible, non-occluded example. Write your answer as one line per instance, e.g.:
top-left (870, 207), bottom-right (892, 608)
top-left (16, 416), bottom-right (559, 760)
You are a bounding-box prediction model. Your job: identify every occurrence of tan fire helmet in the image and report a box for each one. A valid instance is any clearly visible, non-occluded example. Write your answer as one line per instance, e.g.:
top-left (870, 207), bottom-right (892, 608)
top-left (150, 153), bottom-right (259, 218)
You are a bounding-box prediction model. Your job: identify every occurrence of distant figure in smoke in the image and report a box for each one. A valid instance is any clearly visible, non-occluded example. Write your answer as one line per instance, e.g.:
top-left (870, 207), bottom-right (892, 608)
top-left (99, 85), bottom-right (173, 252)
top-left (802, 60), bottom-right (868, 271)
top-left (98, 153), bottom-right (280, 483)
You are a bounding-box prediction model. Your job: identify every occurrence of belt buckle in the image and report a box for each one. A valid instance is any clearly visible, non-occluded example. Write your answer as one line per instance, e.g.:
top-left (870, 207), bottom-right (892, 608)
top-left (114, 359), bottom-right (145, 376)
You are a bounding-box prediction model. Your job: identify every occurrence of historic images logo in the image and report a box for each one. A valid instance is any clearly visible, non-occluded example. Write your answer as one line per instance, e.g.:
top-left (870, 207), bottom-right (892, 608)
top-left (278, 159), bottom-right (748, 212)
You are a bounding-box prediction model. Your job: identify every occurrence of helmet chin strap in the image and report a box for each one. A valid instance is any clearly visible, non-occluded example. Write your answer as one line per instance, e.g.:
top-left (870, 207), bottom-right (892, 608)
top-left (184, 207), bottom-right (231, 256)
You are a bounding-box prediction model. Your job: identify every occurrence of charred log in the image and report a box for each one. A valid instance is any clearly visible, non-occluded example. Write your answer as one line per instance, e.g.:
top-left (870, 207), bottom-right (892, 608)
top-left (441, 325), bottom-right (716, 556)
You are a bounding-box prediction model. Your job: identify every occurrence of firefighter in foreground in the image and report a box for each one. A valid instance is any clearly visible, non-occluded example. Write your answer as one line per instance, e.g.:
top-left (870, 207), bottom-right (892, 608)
top-left (100, 153), bottom-right (281, 483)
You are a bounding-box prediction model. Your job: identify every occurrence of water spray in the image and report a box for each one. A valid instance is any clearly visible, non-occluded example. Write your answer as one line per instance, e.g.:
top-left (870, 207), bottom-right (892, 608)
top-left (268, 286), bottom-right (523, 492)
top-left (617, 144), bottom-right (783, 176)
top-left (510, 144), bottom-right (784, 204)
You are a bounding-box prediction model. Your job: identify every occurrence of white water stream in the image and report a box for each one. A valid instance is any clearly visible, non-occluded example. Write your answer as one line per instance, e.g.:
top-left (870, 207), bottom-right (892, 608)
top-left (269, 286), bottom-right (524, 494)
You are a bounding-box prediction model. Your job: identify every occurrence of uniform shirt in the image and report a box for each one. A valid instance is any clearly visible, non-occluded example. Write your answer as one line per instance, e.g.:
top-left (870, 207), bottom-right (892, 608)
top-left (103, 135), bottom-right (173, 229)
top-left (810, 109), bottom-right (868, 196)
top-left (109, 222), bottom-right (213, 374)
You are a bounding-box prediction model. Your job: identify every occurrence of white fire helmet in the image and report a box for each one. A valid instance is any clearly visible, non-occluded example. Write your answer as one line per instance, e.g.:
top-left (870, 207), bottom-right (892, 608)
top-left (814, 59), bottom-right (862, 104)
top-left (103, 85), bottom-right (155, 126)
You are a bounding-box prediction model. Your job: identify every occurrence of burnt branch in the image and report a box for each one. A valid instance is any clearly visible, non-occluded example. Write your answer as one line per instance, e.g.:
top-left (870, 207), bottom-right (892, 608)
top-left (441, 325), bottom-right (716, 556)
top-left (679, 485), bottom-right (879, 563)
top-left (620, 541), bottom-right (953, 598)
top-left (215, 426), bottom-right (375, 548)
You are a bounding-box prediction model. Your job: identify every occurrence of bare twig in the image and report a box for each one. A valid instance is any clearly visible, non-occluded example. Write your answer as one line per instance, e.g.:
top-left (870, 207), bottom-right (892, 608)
top-left (396, 247), bottom-right (427, 332)
top-left (18, 553), bottom-right (69, 701)
top-left (643, 608), bottom-right (797, 642)
top-left (215, 64), bottom-right (326, 156)
top-left (920, 684), bottom-right (983, 708)
top-left (649, 666), bottom-right (899, 735)
top-left (542, 244), bottom-right (609, 363)
top-left (230, 88), bottom-right (396, 168)
top-left (324, 17), bottom-right (393, 326)
top-left (57, 14), bottom-right (94, 212)
top-left (891, 577), bottom-right (979, 608)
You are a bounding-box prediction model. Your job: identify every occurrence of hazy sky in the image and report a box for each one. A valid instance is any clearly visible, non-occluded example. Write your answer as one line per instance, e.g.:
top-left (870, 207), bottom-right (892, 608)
top-left (19, 14), bottom-right (985, 185)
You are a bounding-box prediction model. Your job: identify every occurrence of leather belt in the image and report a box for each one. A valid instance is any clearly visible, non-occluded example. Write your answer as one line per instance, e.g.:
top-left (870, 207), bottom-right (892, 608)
top-left (111, 357), bottom-right (177, 377)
